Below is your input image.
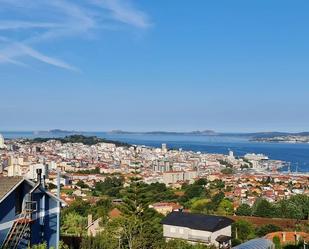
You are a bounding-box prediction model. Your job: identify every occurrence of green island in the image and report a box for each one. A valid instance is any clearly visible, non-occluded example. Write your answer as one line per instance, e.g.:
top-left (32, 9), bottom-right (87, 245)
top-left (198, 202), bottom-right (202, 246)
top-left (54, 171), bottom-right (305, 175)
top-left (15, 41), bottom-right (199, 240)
top-left (27, 135), bottom-right (130, 147)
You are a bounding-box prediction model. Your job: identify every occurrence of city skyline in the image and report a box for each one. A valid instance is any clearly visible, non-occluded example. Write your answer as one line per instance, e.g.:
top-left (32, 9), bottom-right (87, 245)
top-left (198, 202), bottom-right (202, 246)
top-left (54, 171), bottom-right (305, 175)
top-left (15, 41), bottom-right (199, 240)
top-left (1, 0), bottom-right (309, 132)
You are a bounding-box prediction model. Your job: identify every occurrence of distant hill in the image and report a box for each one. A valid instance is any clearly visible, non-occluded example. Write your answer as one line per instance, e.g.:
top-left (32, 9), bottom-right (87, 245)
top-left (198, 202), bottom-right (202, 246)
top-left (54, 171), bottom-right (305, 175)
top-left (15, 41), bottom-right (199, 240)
top-left (249, 132), bottom-right (309, 139)
top-left (108, 130), bottom-right (218, 135)
top-left (34, 129), bottom-right (79, 135)
top-left (221, 131), bottom-right (309, 139)
top-left (28, 135), bottom-right (130, 147)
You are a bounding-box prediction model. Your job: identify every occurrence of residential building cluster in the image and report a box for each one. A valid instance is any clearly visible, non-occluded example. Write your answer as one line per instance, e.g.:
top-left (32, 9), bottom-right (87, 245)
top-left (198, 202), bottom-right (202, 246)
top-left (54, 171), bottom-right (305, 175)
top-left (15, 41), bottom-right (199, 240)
top-left (0, 136), bottom-right (308, 207)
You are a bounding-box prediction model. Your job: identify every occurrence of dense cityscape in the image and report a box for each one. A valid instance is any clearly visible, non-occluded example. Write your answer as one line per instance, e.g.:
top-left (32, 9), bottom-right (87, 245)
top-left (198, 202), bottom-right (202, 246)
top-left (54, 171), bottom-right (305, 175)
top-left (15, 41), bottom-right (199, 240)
top-left (1, 1), bottom-right (309, 248)
top-left (0, 134), bottom-right (308, 249)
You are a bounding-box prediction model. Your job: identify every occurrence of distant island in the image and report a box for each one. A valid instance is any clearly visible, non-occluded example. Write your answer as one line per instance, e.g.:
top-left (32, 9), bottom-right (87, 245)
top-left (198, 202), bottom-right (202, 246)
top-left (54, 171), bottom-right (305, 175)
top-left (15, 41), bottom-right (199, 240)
top-left (34, 129), bottom-right (80, 135)
top-left (252, 134), bottom-right (309, 143)
top-left (108, 130), bottom-right (218, 135)
top-left (31, 129), bottom-right (309, 144)
top-left (28, 135), bottom-right (130, 147)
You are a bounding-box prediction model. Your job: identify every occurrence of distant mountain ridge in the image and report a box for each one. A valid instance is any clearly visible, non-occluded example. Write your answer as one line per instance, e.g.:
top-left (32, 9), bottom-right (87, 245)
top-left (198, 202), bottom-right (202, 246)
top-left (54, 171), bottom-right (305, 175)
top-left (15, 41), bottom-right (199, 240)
top-left (108, 130), bottom-right (218, 135)
top-left (34, 129), bottom-right (309, 139)
top-left (108, 130), bottom-right (309, 139)
top-left (34, 129), bottom-right (80, 135)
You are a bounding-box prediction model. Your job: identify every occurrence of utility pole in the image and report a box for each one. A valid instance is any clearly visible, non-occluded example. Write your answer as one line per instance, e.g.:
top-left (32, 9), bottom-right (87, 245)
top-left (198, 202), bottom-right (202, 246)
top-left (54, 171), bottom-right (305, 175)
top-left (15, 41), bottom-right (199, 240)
top-left (56, 169), bottom-right (61, 249)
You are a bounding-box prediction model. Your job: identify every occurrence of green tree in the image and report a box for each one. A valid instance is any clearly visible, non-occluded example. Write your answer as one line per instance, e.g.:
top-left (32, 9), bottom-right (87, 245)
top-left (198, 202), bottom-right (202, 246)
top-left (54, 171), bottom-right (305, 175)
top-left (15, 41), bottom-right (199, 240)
top-left (76, 180), bottom-right (89, 189)
top-left (236, 204), bottom-right (252, 216)
top-left (275, 199), bottom-right (303, 219)
top-left (273, 235), bottom-right (281, 249)
top-left (62, 198), bottom-right (91, 217)
top-left (256, 224), bottom-right (282, 237)
top-left (194, 178), bottom-right (208, 186)
top-left (221, 168), bottom-right (234, 175)
top-left (211, 179), bottom-right (225, 190)
top-left (94, 176), bottom-right (124, 197)
top-left (184, 184), bottom-right (205, 199)
top-left (252, 199), bottom-right (276, 218)
top-left (114, 148), bottom-right (164, 249)
top-left (288, 194), bottom-right (309, 220)
top-left (61, 212), bottom-right (87, 236)
top-left (217, 199), bottom-right (234, 215)
top-left (233, 219), bottom-right (255, 242)
top-left (211, 191), bottom-right (225, 207)
top-left (191, 199), bottom-right (209, 214)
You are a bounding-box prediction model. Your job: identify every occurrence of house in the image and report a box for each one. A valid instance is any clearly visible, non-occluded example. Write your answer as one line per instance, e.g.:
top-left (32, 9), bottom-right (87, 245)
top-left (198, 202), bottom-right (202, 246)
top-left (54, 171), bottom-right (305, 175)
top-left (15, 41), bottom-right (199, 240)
top-left (86, 208), bottom-right (122, 236)
top-left (86, 214), bottom-right (103, 237)
top-left (161, 211), bottom-right (234, 248)
top-left (149, 202), bottom-right (182, 215)
top-left (0, 170), bottom-right (64, 249)
top-left (265, 231), bottom-right (309, 246)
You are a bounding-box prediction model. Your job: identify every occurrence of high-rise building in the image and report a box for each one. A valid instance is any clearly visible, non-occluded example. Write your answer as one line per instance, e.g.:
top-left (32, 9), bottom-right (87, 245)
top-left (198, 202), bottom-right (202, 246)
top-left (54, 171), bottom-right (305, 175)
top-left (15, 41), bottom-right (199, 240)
top-left (162, 143), bottom-right (168, 153)
top-left (0, 134), bottom-right (5, 149)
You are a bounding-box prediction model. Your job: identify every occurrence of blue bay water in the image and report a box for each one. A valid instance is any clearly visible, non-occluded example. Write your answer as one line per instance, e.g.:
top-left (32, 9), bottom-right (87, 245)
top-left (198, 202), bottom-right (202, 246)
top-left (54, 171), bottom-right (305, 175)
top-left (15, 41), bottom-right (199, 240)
top-left (2, 131), bottom-right (309, 173)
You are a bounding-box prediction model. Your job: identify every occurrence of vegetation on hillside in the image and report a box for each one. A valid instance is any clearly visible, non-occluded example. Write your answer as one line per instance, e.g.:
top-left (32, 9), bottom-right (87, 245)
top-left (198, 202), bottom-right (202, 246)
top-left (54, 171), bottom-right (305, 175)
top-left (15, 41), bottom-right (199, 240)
top-left (27, 135), bottom-right (130, 147)
top-left (60, 174), bottom-right (309, 248)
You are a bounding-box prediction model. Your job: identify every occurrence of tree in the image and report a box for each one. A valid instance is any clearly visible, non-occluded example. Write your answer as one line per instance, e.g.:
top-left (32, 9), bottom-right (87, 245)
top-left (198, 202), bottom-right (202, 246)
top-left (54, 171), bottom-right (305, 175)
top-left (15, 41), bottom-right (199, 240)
top-left (211, 191), bottom-right (225, 207)
top-left (191, 199), bottom-right (209, 214)
top-left (94, 176), bottom-right (124, 197)
top-left (211, 180), bottom-right (225, 190)
top-left (217, 199), bottom-right (234, 215)
top-left (221, 168), bottom-right (234, 175)
top-left (76, 180), bottom-right (89, 189)
top-left (236, 204), bottom-right (252, 216)
top-left (288, 194), bottom-right (309, 220)
top-left (273, 235), bottom-right (281, 249)
top-left (61, 212), bottom-right (87, 236)
top-left (256, 224), bottom-right (282, 237)
top-left (233, 219), bottom-right (255, 242)
top-left (184, 184), bottom-right (205, 199)
top-left (252, 199), bottom-right (276, 218)
top-left (194, 178), bottom-right (207, 186)
top-left (62, 198), bottom-right (91, 217)
top-left (114, 147), bottom-right (164, 249)
top-left (275, 199), bottom-right (303, 219)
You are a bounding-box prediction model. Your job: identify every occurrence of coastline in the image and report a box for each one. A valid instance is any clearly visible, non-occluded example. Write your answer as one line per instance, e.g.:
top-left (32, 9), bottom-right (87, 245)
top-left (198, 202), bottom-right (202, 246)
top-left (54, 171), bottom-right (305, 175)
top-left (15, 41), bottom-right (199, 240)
top-left (1, 131), bottom-right (309, 173)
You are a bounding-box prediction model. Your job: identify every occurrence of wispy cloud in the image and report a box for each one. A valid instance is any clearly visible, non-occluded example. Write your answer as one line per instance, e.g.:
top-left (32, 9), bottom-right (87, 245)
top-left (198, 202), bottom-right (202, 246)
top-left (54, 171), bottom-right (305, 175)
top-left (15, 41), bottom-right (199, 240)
top-left (92, 0), bottom-right (151, 28)
top-left (0, 0), bottom-right (151, 71)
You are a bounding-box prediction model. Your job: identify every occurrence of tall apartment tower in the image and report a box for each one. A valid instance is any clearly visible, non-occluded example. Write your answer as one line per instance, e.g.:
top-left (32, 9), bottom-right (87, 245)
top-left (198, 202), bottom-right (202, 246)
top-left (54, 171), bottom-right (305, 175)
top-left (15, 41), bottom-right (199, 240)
top-left (0, 134), bottom-right (5, 149)
top-left (162, 143), bottom-right (168, 153)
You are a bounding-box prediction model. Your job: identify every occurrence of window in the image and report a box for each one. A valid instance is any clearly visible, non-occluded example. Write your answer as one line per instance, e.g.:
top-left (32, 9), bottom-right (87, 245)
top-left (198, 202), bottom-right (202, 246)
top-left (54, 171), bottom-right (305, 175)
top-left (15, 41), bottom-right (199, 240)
top-left (170, 227), bottom-right (176, 233)
top-left (179, 228), bottom-right (184, 234)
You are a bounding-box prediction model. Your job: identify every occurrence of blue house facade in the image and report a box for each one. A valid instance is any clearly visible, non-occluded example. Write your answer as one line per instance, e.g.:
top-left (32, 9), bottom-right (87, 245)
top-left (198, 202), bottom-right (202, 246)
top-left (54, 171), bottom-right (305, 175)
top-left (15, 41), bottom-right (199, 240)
top-left (0, 171), bottom-right (63, 249)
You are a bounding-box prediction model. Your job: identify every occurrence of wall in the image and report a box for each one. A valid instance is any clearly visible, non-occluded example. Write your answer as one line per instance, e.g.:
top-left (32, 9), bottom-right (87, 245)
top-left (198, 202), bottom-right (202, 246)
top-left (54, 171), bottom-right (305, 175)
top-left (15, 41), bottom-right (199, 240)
top-left (163, 224), bottom-right (231, 247)
top-left (0, 189), bottom-right (17, 245)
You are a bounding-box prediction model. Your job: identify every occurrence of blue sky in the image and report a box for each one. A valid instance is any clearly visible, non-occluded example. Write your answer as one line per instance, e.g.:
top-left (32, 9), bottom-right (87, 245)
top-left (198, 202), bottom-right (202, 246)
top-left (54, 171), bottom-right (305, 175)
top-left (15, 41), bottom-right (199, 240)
top-left (0, 0), bottom-right (309, 132)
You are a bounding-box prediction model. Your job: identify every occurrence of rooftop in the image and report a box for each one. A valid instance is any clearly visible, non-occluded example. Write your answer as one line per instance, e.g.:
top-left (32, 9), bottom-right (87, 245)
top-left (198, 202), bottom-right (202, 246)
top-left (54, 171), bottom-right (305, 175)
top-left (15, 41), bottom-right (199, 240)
top-left (0, 176), bottom-right (23, 202)
top-left (161, 211), bottom-right (234, 232)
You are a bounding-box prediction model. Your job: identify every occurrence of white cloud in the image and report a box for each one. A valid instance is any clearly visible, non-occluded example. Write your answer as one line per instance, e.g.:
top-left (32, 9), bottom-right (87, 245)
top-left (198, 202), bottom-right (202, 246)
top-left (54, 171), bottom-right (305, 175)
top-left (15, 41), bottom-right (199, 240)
top-left (0, 21), bottom-right (63, 30)
top-left (0, 0), bottom-right (151, 71)
top-left (92, 0), bottom-right (151, 28)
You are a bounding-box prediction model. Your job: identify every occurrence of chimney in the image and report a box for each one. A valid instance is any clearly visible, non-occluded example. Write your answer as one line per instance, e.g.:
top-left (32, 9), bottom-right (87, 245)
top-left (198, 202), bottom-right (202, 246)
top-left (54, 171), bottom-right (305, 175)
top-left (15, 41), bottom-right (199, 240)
top-left (282, 232), bottom-right (286, 242)
top-left (295, 233), bottom-right (300, 244)
top-left (42, 175), bottom-right (46, 189)
top-left (88, 214), bottom-right (93, 227)
top-left (36, 168), bottom-right (42, 184)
